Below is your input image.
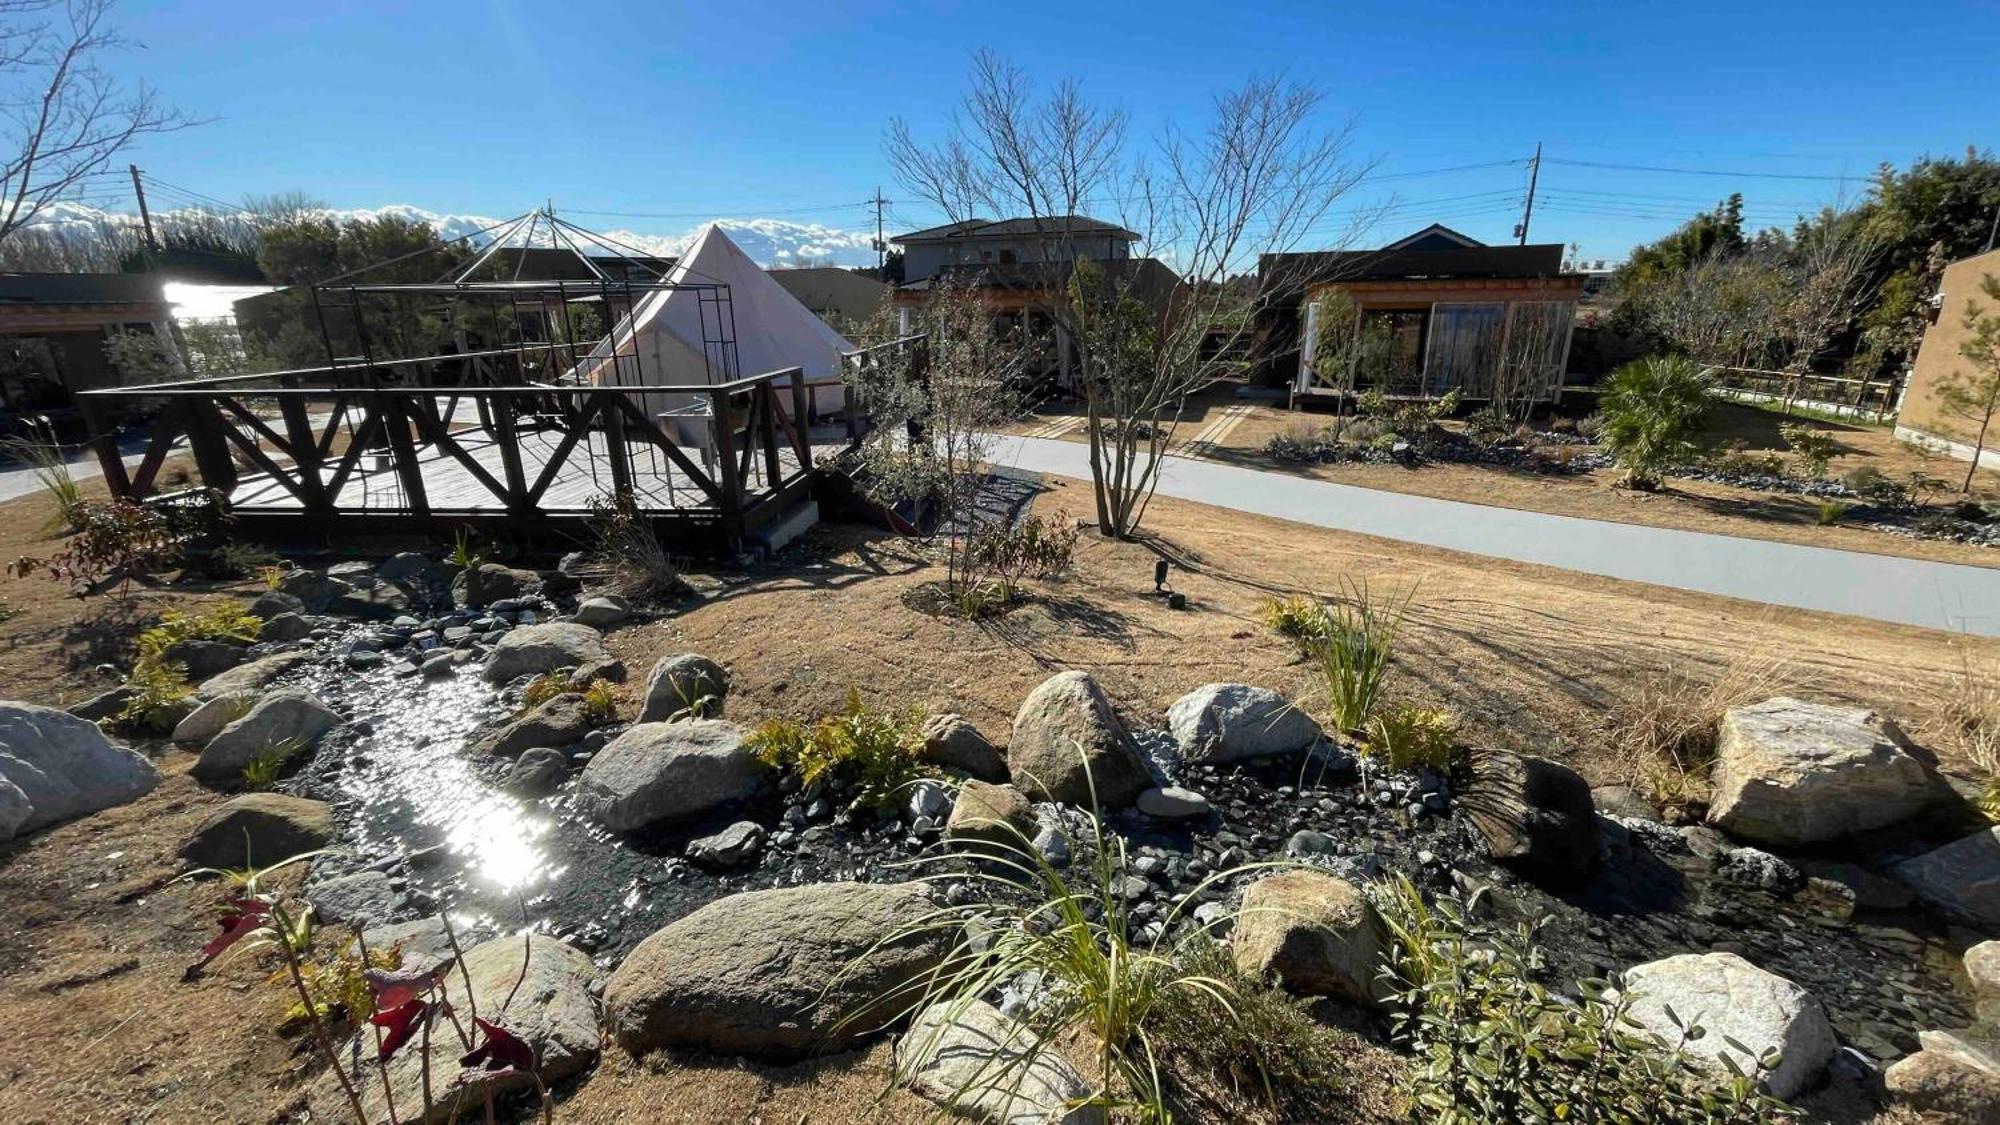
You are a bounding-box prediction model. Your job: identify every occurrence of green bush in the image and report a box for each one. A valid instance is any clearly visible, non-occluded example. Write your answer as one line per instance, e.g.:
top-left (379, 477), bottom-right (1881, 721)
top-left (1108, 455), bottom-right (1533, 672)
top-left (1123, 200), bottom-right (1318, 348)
top-left (1377, 879), bottom-right (1796, 1123)
top-left (1309, 579), bottom-right (1412, 734)
top-left (117, 603), bottom-right (265, 733)
top-left (747, 689), bottom-right (929, 813)
top-left (1777, 422), bottom-right (1838, 480)
top-left (1362, 703), bottom-right (1464, 773)
top-left (1600, 356), bottom-right (1713, 490)
top-left (1259, 594), bottom-right (1328, 647)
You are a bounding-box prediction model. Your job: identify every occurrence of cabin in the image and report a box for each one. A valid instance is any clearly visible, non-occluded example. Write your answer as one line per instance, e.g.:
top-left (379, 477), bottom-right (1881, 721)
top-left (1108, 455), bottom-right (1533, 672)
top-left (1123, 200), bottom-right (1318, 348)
top-left (0, 272), bottom-right (177, 435)
top-left (1254, 224), bottom-right (1584, 407)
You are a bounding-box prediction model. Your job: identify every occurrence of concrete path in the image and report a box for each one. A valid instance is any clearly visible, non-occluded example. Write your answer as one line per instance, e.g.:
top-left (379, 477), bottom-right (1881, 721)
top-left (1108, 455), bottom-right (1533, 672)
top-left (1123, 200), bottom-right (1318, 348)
top-left (985, 434), bottom-right (2000, 638)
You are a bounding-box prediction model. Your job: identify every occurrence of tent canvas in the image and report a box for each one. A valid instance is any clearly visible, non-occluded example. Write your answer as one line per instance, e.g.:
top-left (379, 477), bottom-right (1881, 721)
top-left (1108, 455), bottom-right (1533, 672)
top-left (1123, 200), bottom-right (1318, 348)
top-left (573, 224), bottom-right (856, 429)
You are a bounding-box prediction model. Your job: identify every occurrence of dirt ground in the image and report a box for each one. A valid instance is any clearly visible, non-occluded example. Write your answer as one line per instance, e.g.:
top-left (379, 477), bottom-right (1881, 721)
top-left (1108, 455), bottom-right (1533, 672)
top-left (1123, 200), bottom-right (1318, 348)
top-left (0, 470), bottom-right (1992, 1122)
top-left (1013, 394), bottom-right (2000, 569)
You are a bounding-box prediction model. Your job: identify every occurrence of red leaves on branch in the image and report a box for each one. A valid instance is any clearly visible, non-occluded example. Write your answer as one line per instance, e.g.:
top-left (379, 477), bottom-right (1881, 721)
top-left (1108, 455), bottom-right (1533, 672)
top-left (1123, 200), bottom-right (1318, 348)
top-left (184, 898), bottom-right (272, 979)
top-left (457, 1017), bottom-right (536, 1083)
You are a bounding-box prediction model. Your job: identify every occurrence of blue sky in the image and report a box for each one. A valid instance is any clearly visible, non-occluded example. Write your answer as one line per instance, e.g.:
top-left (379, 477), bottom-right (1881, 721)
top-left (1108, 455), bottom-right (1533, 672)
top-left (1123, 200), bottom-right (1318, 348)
top-left (92, 0), bottom-right (2000, 263)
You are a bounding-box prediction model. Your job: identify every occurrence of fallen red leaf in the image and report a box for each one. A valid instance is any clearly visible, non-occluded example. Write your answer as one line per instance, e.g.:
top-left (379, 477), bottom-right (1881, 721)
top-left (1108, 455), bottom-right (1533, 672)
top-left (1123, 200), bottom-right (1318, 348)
top-left (362, 963), bottom-right (447, 1011)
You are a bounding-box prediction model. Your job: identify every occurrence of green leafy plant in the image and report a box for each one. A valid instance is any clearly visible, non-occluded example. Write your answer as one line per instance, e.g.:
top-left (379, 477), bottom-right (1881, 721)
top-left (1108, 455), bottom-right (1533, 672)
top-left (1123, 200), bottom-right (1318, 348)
top-left (1777, 422), bottom-right (1838, 480)
top-left (447, 526), bottom-right (483, 570)
top-left (116, 603), bottom-right (265, 734)
top-left (1259, 594), bottom-right (1328, 649)
top-left (1308, 578), bottom-right (1413, 734)
top-left (12, 497), bottom-right (185, 594)
top-left (118, 655), bottom-right (194, 733)
top-left (1813, 499), bottom-right (1851, 526)
top-left (747, 689), bottom-right (929, 814)
top-left (516, 671), bottom-right (618, 724)
top-left (1377, 878), bottom-right (1795, 1123)
top-left (1362, 703), bottom-right (1464, 773)
top-left (964, 512), bottom-right (1079, 594)
top-left (1600, 356), bottom-right (1713, 490)
top-left (240, 736), bottom-right (302, 791)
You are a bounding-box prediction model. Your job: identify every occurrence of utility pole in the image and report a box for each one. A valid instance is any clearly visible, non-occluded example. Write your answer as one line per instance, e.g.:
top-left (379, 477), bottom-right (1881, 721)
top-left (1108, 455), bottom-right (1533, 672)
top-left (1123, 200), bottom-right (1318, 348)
top-left (129, 163), bottom-right (159, 256)
top-left (1985, 197), bottom-right (1998, 253)
top-left (869, 187), bottom-right (892, 272)
top-left (1515, 143), bottom-right (1541, 246)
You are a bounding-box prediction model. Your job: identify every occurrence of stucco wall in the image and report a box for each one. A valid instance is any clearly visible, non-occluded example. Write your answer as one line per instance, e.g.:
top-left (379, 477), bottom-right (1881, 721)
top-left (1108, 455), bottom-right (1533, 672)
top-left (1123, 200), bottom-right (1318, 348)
top-left (1898, 247), bottom-right (2000, 455)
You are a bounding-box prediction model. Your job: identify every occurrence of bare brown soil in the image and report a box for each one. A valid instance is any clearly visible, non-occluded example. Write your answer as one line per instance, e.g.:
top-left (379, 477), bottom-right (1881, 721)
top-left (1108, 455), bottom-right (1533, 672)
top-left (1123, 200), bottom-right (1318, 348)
top-left (0, 472), bottom-right (1989, 1122)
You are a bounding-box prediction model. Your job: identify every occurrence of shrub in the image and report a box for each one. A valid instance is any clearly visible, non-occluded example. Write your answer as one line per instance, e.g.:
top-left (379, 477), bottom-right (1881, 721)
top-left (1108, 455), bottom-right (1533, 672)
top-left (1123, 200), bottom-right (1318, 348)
top-left (116, 603), bottom-right (264, 733)
top-left (1842, 465), bottom-right (1910, 506)
top-left (965, 511), bottom-right (1079, 594)
top-left (1342, 416), bottom-right (1388, 444)
top-left (1362, 703), bottom-right (1463, 773)
top-left (1777, 422), bottom-right (1838, 480)
top-left (1549, 415), bottom-right (1578, 435)
top-left (1814, 499), bottom-right (1851, 526)
top-left (1259, 594), bottom-right (1328, 647)
top-left (240, 738), bottom-right (298, 792)
top-left (1309, 579), bottom-right (1413, 734)
top-left (1464, 407), bottom-right (1508, 437)
top-left (12, 498), bottom-right (188, 594)
top-left (585, 490), bottom-right (681, 601)
top-left (1607, 653), bottom-right (1798, 809)
top-left (516, 671), bottom-right (618, 723)
top-left (1576, 411), bottom-right (1607, 441)
top-left (1710, 439), bottom-right (1785, 479)
top-left (1356, 386), bottom-right (1390, 418)
top-left (119, 656), bottom-right (194, 734)
top-left (1377, 878), bottom-right (1796, 1123)
top-left (747, 689), bottom-right (929, 814)
top-left (1264, 420), bottom-right (1326, 462)
top-left (1600, 356), bottom-right (1713, 490)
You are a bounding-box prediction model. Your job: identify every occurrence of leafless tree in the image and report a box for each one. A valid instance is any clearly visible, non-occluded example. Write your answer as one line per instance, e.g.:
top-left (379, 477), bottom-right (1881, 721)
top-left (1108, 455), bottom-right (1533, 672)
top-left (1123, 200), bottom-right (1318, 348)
top-left (888, 51), bottom-right (1369, 538)
top-left (1767, 208), bottom-right (1880, 406)
top-left (1645, 250), bottom-right (1785, 368)
top-left (0, 0), bottom-right (197, 247)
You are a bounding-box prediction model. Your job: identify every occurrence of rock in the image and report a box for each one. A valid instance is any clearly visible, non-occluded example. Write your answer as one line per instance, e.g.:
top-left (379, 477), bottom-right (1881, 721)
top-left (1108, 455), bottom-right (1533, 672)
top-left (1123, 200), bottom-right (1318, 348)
top-left (247, 589), bottom-right (306, 620)
top-left (1618, 951), bottom-right (1837, 1100)
top-left (196, 652), bottom-right (310, 700)
top-left (944, 780), bottom-right (1036, 852)
top-left (572, 595), bottom-right (631, 628)
top-left (1895, 827), bottom-right (2000, 930)
top-left (453, 562), bottom-right (540, 609)
top-left (1717, 845), bottom-right (1804, 893)
top-left (0, 702), bottom-right (160, 842)
top-left (1166, 683), bottom-right (1322, 762)
top-left (309, 869), bottom-right (398, 926)
top-left (192, 689), bottom-right (340, 787)
top-left (360, 916), bottom-right (456, 976)
top-left (604, 881), bottom-right (948, 1059)
top-left (637, 653), bottom-right (730, 721)
top-left (482, 622), bottom-right (607, 684)
top-left (897, 998), bottom-right (1104, 1124)
top-left (1707, 696), bottom-right (1937, 847)
top-left (66, 684), bottom-right (136, 722)
top-left (686, 821), bottom-right (766, 868)
top-left (1967, 942), bottom-right (2000, 1023)
top-left (258, 612), bottom-right (314, 643)
top-left (328, 583), bottom-right (409, 621)
top-left (1232, 870), bottom-right (1387, 1006)
top-left (275, 570), bottom-right (352, 612)
top-left (376, 552), bottom-right (444, 589)
top-left (1007, 671), bottom-right (1150, 809)
top-left (920, 713), bottom-right (1009, 782)
top-left (1464, 752), bottom-right (1600, 885)
top-left (1592, 784), bottom-right (1658, 821)
top-left (163, 638), bottom-right (246, 679)
top-left (1136, 786), bottom-right (1211, 819)
top-left (472, 694), bottom-right (595, 757)
top-left (171, 692), bottom-right (254, 747)
top-left (180, 793), bottom-right (333, 869)
top-left (507, 747), bottom-right (570, 796)
top-left (1885, 1030), bottom-right (2000, 1122)
top-left (575, 720), bottom-right (763, 833)
top-left (318, 934), bottom-right (598, 1125)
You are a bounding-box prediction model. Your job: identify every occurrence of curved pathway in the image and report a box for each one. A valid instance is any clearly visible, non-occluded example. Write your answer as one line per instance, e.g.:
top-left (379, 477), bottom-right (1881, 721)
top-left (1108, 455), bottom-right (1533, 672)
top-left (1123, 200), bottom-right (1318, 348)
top-left (985, 434), bottom-right (2000, 639)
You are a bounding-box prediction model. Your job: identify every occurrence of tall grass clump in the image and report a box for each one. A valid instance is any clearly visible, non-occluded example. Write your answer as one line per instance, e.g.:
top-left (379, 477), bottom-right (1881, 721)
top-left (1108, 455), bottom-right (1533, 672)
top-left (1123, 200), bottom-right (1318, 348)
top-left (1600, 355), bottom-right (1713, 490)
top-left (1377, 878), bottom-right (1796, 1123)
top-left (1921, 645), bottom-right (2000, 818)
top-left (585, 490), bottom-right (681, 601)
top-left (1607, 651), bottom-right (1798, 810)
top-left (1309, 579), bottom-right (1413, 734)
top-left (0, 426), bottom-right (84, 533)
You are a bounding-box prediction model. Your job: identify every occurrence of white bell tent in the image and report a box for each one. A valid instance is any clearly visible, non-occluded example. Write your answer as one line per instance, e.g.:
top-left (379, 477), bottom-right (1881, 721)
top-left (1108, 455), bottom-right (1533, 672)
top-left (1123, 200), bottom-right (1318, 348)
top-left (573, 224), bottom-right (855, 428)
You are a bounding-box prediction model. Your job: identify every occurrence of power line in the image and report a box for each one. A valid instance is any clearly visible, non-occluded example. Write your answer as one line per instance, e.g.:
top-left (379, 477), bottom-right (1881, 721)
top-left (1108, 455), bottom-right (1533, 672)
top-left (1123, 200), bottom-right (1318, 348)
top-left (1541, 157), bottom-right (1865, 183)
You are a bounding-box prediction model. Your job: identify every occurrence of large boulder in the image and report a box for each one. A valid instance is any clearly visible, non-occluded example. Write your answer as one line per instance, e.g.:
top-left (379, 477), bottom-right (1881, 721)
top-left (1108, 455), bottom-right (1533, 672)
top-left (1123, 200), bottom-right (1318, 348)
top-left (507, 747), bottom-right (570, 797)
top-left (1232, 870), bottom-right (1387, 1007)
top-left (246, 589), bottom-right (306, 620)
top-left (376, 551), bottom-right (445, 590)
top-left (1967, 941), bottom-right (2000, 1023)
top-left (274, 570), bottom-right (352, 612)
top-left (897, 998), bottom-right (1104, 1124)
top-left (163, 638), bottom-right (247, 679)
top-left (470, 693), bottom-right (595, 757)
top-left (1884, 1030), bottom-right (2000, 1123)
top-left (192, 689), bottom-right (340, 787)
top-left (1463, 752), bottom-right (1600, 885)
top-left (1618, 951), bottom-right (1836, 1101)
top-left (1166, 683), bottom-right (1322, 763)
top-left (1894, 827), bottom-right (2000, 930)
top-left (1007, 671), bottom-right (1150, 809)
top-left (317, 934), bottom-right (598, 1125)
top-left (482, 622), bottom-right (607, 684)
top-left (1707, 697), bottom-right (1937, 847)
top-left (454, 562), bottom-right (539, 609)
top-left (574, 720), bottom-right (763, 833)
top-left (196, 651), bottom-right (310, 700)
top-left (945, 780), bottom-right (1036, 852)
top-left (921, 713), bottom-right (1009, 782)
top-left (0, 702), bottom-right (159, 842)
top-left (637, 653), bottom-right (730, 721)
top-left (604, 881), bottom-right (948, 1059)
top-left (180, 793), bottom-right (333, 870)
top-left (171, 692), bottom-right (253, 747)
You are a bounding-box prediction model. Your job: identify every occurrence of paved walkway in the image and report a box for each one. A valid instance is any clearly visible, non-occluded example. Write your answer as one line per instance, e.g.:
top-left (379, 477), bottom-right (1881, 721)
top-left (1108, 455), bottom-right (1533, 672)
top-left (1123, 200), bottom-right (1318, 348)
top-left (985, 434), bottom-right (2000, 638)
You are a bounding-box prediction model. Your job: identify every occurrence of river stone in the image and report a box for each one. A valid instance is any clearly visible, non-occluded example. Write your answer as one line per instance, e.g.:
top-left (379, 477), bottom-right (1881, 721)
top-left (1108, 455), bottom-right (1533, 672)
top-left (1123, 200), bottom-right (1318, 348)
top-left (1884, 1029), bottom-right (2000, 1122)
top-left (164, 638), bottom-right (247, 679)
top-left (328, 583), bottom-right (409, 621)
top-left (507, 747), bottom-right (570, 796)
top-left (1896, 827), bottom-right (2000, 930)
top-left (377, 552), bottom-right (444, 589)
top-left (1166, 683), bottom-right (1322, 763)
top-left (1592, 784), bottom-right (1659, 822)
top-left (360, 916), bottom-right (456, 976)
top-left (1008, 671), bottom-right (1149, 808)
top-left (604, 881), bottom-right (948, 1059)
top-left (1464, 751), bottom-right (1600, 885)
top-left (1232, 870), bottom-right (1388, 1007)
top-left (308, 869), bottom-right (398, 926)
top-left (192, 689), bottom-right (340, 787)
top-left (66, 684), bottom-right (137, 722)
top-left (897, 998), bottom-right (1104, 1124)
top-left (472, 693), bottom-right (595, 757)
top-left (247, 589), bottom-right (306, 620)
top-left (180, 793), bottom-right (333, 870)
top-left (482, 622), bottom-right (607, 684)
top-left (454, 562), bottom-right (540, 609)
top-left (1707, 696), bottom-right (1936, 847)
top-left (637, 653), bottom-right (730, 721)
top-left (172, 692), bottom-right (254, 747)
top-left (572, 595), bottom-right (631, 628)
top-left (0, 702), bottom-right (160, 842)
top-left (1967, 941), bottom-right (2000, 1022)
top-left (1136, 786), bottom-right (1212, 819)
top-left (1618, 951), bottom-right (1837, 1100)
top-left (196, 651), bottom-right (310, 700)
top-left (686, 820), bottom-right (766, 867)
top-left (258, 612), bottom-right (314, 643)
top-left (921, 713), bottom-right (1008, 782)
top-left (275, 570), bottom-right (352, 612)
top-left (945, 780), bottom-right (1036, 852)
top-left (318, 934), bottom-right (598, 1125)
top-left (574, 720), bottom-right (763, 833)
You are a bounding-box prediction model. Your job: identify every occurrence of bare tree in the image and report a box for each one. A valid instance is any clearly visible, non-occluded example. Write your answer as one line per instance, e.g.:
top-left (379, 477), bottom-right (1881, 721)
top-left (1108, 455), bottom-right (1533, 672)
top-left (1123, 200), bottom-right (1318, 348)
top-left (1767, 209), bottom-right (1880, 408)
top-left (889, 52), bottom-right (1368, 538)
top-left (1645, 250), bottom-right (1785, 368)
top-left (0, 0), bottom-right (197, 247)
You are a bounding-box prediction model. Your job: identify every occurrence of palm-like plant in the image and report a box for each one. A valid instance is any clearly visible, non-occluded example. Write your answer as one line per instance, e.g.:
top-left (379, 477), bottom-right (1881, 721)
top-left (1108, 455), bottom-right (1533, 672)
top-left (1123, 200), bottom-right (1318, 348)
top-left (1599, 356), bottom-right (1713, 490)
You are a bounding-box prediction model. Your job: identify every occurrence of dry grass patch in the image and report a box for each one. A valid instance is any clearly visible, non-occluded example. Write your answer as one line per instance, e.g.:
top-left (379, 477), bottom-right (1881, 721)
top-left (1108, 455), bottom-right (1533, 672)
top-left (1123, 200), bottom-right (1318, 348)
top-left (1606, 651), bottom-right (1803, 813)
top-left (1919, 644), bottom-right (2000, 816)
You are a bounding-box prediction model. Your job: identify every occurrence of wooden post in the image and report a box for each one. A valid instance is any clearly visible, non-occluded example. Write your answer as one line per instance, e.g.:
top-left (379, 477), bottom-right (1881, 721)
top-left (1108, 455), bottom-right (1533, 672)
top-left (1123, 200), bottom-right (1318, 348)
top-left (377, 395), bottom-right (429, 516)
top-left (710, 384), bottom-right (743, 548)
top-left (759, 385), bottom-right (783, 488)
top-left (74, 395), bottom-right (131, 498)
top-left (492, 393), bottom-right (529, 513)
top-left (789, 366), bottom-right (813, 470)
top-left (184, 397), bottom-right (240, 494)
top-left (601, 390), bottom-right (633, 498)
top-left (276, 379), bottom-right (329, 511)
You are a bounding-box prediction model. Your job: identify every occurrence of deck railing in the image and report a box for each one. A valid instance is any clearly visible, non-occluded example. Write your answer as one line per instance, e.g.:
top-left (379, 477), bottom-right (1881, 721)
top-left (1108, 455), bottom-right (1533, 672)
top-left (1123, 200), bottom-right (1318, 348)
top-left (1701, 365), bottom-right (1902, 422)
